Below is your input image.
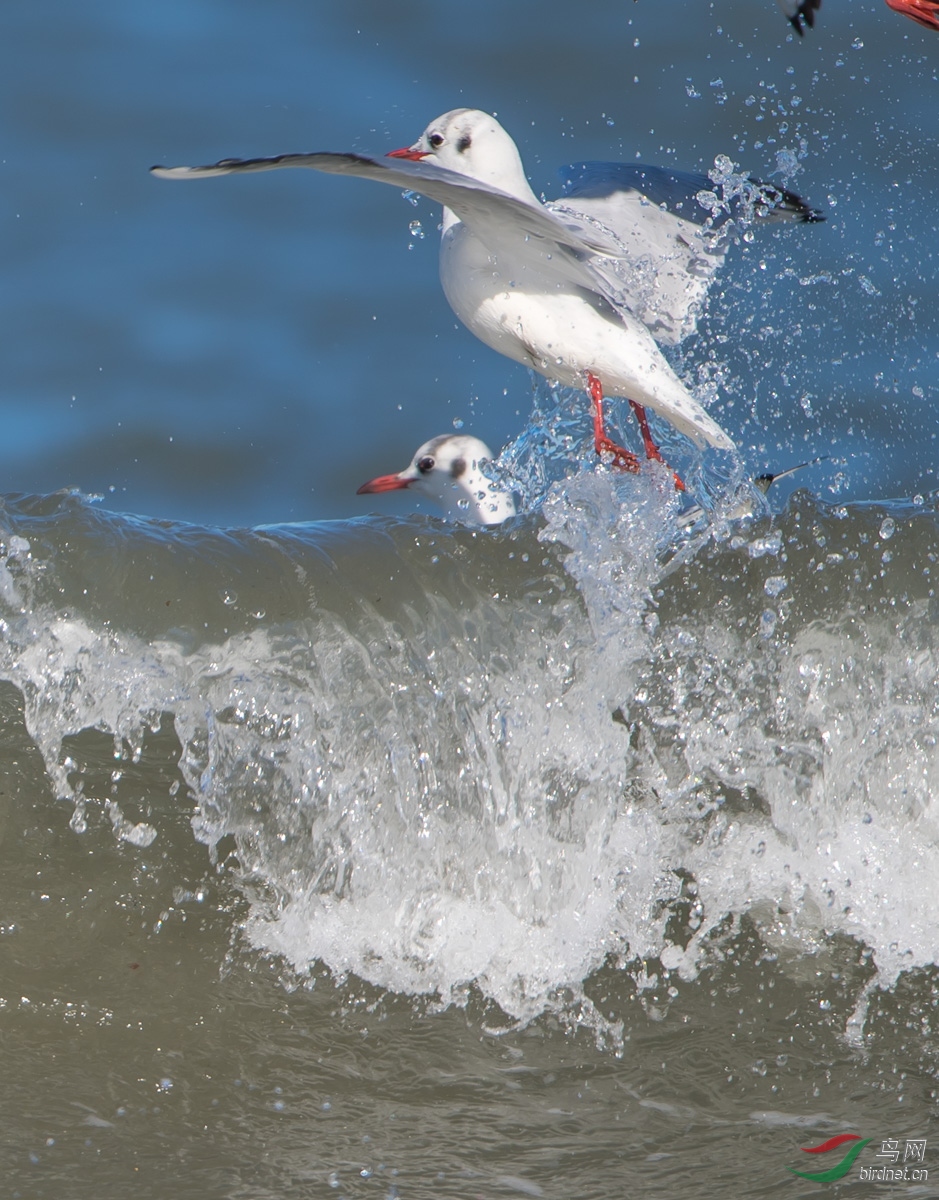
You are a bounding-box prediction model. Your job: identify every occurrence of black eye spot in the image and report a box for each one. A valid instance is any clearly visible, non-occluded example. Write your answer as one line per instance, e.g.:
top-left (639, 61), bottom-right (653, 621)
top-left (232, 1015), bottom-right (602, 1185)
top-left (428, 132), bottom-right (444, 149)
top-left (449, 457), bottom-right (467, 480)
top-left (417, 456), bottom-right (435, 475)
top-left (456, 134), bottom-right (472, 153)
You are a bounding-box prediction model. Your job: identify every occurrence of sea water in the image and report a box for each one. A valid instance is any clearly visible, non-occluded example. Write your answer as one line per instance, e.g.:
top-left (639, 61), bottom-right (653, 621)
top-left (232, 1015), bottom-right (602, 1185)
top-left (3, 0), bottom-right (939, 1194)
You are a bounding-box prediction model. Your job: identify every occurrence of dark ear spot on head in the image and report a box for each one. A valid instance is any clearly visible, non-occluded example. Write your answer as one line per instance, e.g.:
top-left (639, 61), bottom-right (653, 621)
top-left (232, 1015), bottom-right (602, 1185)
top-left (450, 457), bottom-right (467, 479)
top-left (456, 134), bottom-right (472, 153)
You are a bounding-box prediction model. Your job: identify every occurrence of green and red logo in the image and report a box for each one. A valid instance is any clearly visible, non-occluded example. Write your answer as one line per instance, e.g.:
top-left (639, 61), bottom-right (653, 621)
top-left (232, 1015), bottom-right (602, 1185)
top-left (787, 1133), bottom-right (872, 1182)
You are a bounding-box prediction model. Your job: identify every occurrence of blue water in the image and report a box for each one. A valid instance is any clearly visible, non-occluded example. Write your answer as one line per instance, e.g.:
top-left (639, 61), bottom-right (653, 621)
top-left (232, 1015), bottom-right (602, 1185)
top-left (1, 0), bottom-right (937, 525)
top-left (4, 4), bottom-right (939, 1197)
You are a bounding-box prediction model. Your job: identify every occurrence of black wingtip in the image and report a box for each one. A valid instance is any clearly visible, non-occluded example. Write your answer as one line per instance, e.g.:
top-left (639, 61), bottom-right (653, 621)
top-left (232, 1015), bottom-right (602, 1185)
top-left (777, 184), bottom-right (825, 223)
top-left (795, 200), bottom-right (826, 223)
top-left (754, 180), bottom-right (826, 224)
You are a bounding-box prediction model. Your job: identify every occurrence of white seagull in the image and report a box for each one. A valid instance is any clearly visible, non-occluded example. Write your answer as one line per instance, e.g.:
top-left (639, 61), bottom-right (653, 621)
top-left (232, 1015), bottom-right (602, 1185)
top-left (153, 109), bottom-right (822, 483)
top-left (356, 433), bottom-right (515, 526)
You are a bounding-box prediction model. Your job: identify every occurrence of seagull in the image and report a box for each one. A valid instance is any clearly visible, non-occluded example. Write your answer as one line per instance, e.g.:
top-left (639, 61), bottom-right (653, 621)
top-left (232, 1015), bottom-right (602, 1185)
top-left (356, 433), bottom-right (515, 526)
top-left (357, 432), bottom-right (827, 530)
top-left (152, 109), bottom-right (822, 481)
top-left (884, 0), bottom-right (939, 29)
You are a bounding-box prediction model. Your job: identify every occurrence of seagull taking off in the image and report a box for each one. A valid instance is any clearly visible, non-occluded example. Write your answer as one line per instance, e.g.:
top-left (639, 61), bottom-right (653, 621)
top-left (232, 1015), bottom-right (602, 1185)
top-left (153, 109), bottom-right (823, 483)
top-left (356, 434), bottom-right (515, 526)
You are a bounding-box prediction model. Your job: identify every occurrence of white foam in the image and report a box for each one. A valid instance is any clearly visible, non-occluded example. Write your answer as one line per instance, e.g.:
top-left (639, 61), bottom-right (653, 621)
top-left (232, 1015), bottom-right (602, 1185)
top-left (0, 485), bottom-right (937, 1031)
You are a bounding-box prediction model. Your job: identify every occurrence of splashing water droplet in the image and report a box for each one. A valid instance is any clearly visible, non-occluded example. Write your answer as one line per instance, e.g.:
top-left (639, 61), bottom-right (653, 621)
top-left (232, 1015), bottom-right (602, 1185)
top-left (764, 575), bottom-right (788, 598)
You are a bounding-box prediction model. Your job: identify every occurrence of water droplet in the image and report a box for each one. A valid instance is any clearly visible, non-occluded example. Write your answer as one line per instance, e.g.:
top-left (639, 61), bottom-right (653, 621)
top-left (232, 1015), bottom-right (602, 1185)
top-left (69, 800), bottom-right (88, 835)
top-left (764, 575), bottom-right (787, 598)
top-left (879, 518), bottom-right (895, 540)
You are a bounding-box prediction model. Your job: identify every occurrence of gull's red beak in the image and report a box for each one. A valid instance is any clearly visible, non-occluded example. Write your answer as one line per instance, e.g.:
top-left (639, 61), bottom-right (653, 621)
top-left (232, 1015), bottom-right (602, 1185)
top-left (386, 145), bottom-right (428, 161)
top-left (356, 472), bottom-right (412, 495)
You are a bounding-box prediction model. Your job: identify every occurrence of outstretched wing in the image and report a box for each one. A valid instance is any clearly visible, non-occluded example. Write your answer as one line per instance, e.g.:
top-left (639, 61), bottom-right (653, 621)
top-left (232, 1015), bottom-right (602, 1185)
top-left (152, 150), bottom-right (625, 292)
top-left (153, 150), bottom-right (821, 352)
top-left (549, 161), bottom-right (823, 345)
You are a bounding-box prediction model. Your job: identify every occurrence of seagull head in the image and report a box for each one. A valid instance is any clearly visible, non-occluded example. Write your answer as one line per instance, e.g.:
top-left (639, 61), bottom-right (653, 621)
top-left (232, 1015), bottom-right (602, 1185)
top-left (387, 109), bottom-right (536, 202)
top-left (356, 433), bottom-right (516, 526)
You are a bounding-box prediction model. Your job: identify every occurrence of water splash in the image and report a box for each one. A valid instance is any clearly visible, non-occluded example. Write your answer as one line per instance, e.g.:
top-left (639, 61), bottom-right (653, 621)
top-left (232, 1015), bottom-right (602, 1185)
top-left (0, 484), bottom-right (937, 1034)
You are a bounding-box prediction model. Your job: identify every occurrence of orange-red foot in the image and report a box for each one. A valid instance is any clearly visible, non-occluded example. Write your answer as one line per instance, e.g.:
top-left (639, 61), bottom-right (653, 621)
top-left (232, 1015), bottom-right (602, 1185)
top-left (595, 435), bottom-right (641, 473)
top-left (628, 400), bottom-right (686, 491)
top-left (586, 372), bottom-right (685, 490)
top-left (587, 372), bottom-right (639, 472)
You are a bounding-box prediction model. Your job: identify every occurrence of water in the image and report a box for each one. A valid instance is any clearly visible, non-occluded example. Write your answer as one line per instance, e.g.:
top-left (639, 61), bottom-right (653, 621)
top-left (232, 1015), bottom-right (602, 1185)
top-left (3, 1), bottom-right (939, 1196)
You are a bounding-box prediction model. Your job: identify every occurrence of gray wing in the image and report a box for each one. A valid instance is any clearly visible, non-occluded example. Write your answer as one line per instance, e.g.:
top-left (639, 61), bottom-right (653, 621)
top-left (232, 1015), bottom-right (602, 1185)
top-left (549, 161), bottom-right (823, 345)
top-left (151, 150), bottom-right (625, 289)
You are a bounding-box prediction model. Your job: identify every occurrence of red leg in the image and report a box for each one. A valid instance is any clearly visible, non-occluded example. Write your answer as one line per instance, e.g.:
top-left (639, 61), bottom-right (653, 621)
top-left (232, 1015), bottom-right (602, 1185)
top-left (629, 400), bottom-right (685, 492)
top-left (586, 374), bottom-right (685, 491)
top-left (628, 400), bottom-right (666, 464)
top-left (586, 372), bottom-right (640, 473)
